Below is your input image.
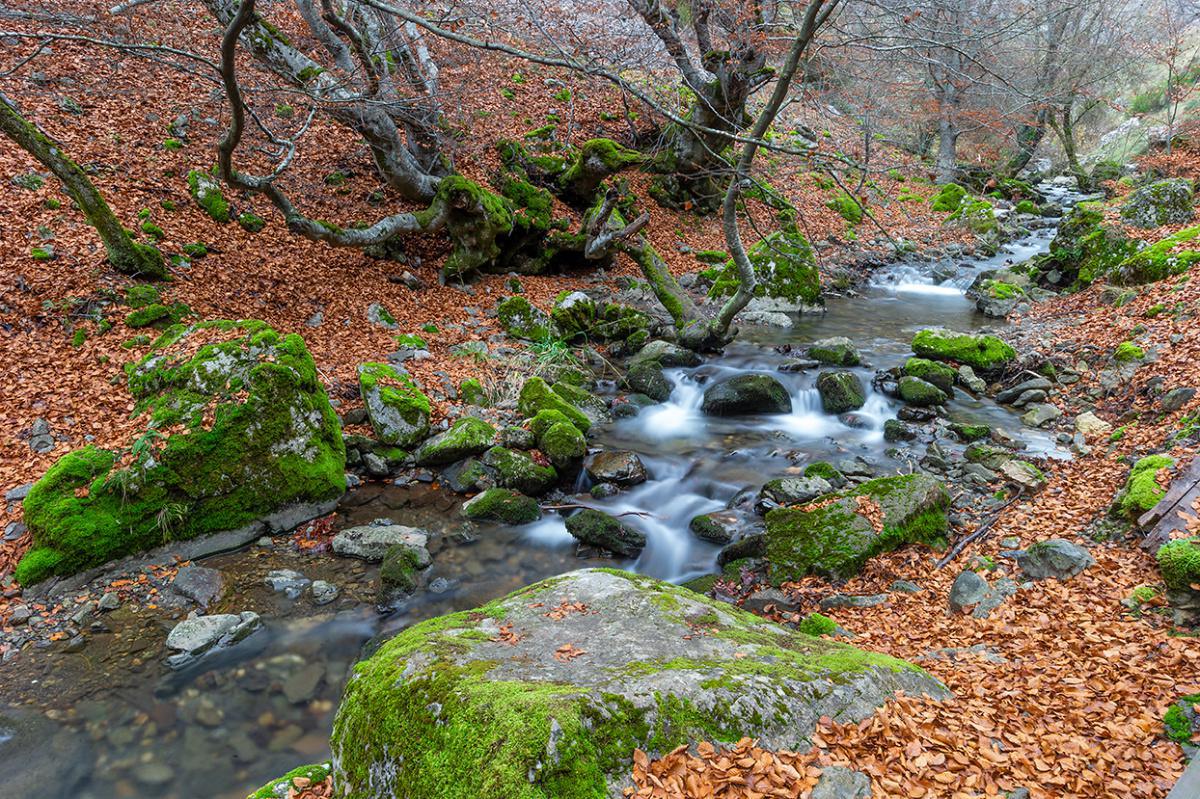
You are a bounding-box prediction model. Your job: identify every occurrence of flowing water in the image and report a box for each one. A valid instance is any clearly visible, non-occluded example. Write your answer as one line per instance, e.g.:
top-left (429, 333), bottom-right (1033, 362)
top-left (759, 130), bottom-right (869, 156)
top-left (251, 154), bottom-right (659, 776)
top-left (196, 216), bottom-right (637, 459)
top-left (3, 187), bottom-right (1081, 799)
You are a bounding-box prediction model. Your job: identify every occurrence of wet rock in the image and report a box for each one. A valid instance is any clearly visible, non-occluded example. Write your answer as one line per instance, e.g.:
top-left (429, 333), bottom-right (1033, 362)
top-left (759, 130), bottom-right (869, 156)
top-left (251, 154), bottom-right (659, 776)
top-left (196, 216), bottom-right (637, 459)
top-left (717, 533), bottom-right (766, 567)
top-left (332, 521), bottom-right (430, 563)
top-left (0, 705), bottom-right (94, 798)
top-left (689, 511), bottom-right (740, 544)
top-left (482, 446), bottom-right (557, 495)
top-left (10, 604), bottom-right (31, 625)
top-left (629, 340), bottom-right (702, 368)
top-left (1012, 389), bottom-right (1047, 407)
top-left (1021, 403), bottom-right (1062, 428)
top-left (379, 544), bottom-right (430, 599)
top-left (999, 460), bottom-right (1047, 492)
top-left (584, 451), bottom-right (648, 487)
top-left (757, 476), bottom-right (833, 510)
top-left (165, 612), bottom-right (262, 668)
top-left (779, 358), bottom-right (821, 372)
top-left (461, 488), bottom-right (541, 524)
top-left (265, 569), bottom-right (312, 600)
top-left (283, 663), bottom-right (325, 704)
top-left (811, 765), bottom-right (872, 799)
top-left (1012, 539), bottom-right (1095, 581)
top-left (564, 509), bottom-right (646, 557)
top-left (170, 566), bottom-right (224, 608)
top-left (739, 310), bottom-right (793, 327)
top-left (442, 457), bottom-right (490, 493)
top-left (361, 451), bottom-right (390, 477)
top-left (590, 482), bottom-right (619, 499)
top-left (1162, 387), bottom-right (1196, 412)
top-left (816, 371), bottom-right (866, 414)
top-left (701, 374), bottom-right (792, 416)
top-left (500, 425), bottom-right (536, 450)
top-left (949, 570), bottom-right (989, 613)
top-left (807, 337), bottom-right (861, 366)
top-left (310, 580), bottom-right (339, 606)
top-left (329, 570), bottom-right (949, 796)
top-left (997, 378), bottom-right (1052, 404)
top-left (412, 417), bottom-right (496, 466)
top-left (133, 762), bottom-right (176, 787)
top-left (4, 521), bottom-right (26, 541)
top-left (625, 361), bottom-right (672, 402)
top-left (957, 365), bottom-right (987, 393)
top-left (897, 406), bottom-right (937, 422)
top-left (898, 376), bottom-right (948, 407)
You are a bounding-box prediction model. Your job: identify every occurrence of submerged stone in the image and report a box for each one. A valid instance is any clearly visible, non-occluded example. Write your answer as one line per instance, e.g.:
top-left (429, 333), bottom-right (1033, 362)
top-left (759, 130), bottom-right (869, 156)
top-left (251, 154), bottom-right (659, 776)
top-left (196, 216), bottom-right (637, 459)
top-left (328, 569), bottom-right (947, 799)
top-left (564, 509), bottom-right (647, 556)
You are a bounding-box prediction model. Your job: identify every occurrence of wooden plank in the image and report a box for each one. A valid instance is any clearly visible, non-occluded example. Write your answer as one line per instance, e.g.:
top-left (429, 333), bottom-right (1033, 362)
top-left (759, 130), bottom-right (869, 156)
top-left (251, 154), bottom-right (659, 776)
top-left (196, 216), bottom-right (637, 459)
top-left (1140, 455), bottom-right (1200, 553)
top-left (1166, 754), bottom-right (1200, 799)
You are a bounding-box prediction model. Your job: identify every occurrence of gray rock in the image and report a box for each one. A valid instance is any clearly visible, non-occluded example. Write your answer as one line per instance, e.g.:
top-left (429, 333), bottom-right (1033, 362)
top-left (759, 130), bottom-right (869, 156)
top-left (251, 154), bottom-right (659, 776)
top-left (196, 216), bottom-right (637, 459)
top-left (310, 580), bottom-right (339, 606)
top-left (358, 362), bottom-right (430, 448)
top-left (328, 569), bottom-right (949, 797)
top-left (808, 337), bottom-right (861, 366)
top-left (701, 374), bottom-right (792, 416)
top-left (742, 588), bottom-right (801, 614)
top-left (165, 612), bottom-right (262, 668)
top-left (739, 310), bottom-right (793, 327)
top-left (367, 303), bottom-right (399, 329)
top-left (97, 592), bottom-right (120, 611)
top-left (1162, 387), bottom-right (1196, 412)
top-left (170, 566), bottom-right (224, 608)
top-left (4, 483), bottom-right (32, 502)
top-left (890, 580), bottom-right (922, 593)
top-left (265, 569), bottom-right (312, 599)
top-left (1013, 539), bottom-right (1095, 581)
top-left (584, 451), bottom-right (648, 487)
top-left (0, 705), bottom-right (94, 797)
top-left (999, 460), bottom-right (1047, 492)
top-left (332, 521), bottom-right (429, 563)
top-left (565, 510), bottom-right (646, 557)
top-left (997, 378), bottom-right (1052, 404)
top-left (689, 511), bottom-right (740, 544)
top-left (819, 594), bottom-right (888, 610)
top-left (949, 570), bottom-right (989, 613)
top-left (958, 365), bottom-right (986, 394)
top-left (1021, 403), bottom-right (1062, 428)
top-left (630, 340), bottom-right (701, 368)
top-left (812, 765), bottom-right (872, 799)
top-left (625, 361), bottom-right (672, 402)
top-left (283, 663), bottom-right (325, 704)
top-left (9, 605), bottom-right (31, 625)
top-left (133, 762), bottom-right (175, 787)
top-left (972, 577), bottom-right (1017, 619)
top-left (757, 476), bottom-right (832, 509)
top-left (816, 371), bottom-right (866, 414)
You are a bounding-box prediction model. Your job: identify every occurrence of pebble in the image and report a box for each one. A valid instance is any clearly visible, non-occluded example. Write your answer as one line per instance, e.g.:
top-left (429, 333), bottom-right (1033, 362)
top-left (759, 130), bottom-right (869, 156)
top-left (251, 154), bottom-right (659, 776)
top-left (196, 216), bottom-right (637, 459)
top-left (309, 580), bottom-right (339, 606)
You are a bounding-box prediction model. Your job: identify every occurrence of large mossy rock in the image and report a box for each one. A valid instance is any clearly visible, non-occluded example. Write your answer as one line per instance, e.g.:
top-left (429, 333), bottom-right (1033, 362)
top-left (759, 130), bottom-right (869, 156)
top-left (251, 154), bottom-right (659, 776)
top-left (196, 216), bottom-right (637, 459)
top-left (1113, 226), bottom-right (1200, 286)
top-left (357, 362), bottom-right (430, 447)
top-left (564, 509), bottom-right (647, 556)
top-left (816, 371), bottom-right (866, 414)
top-left (496, 296), bottom-right (553, 341)
top-left (708, 223), bottom-right (821, 307)
top-left (1119, 178), bottom-right (1195, 229)
top-left (412, 417), bottom-right (496, 466)
top-left (519, 377), bottom-right (591, 432)
top-left (16, 321), bottom-right (345, 586)
top-left (765, 474), bottom-right (950, 582)
top-left (551, 291), bottom-right (651, 344)
top-left (911, 328), bottom-right (1015, 372)
top-left (1042, 202), bottom-right (1139, 288)
top-left (329, 569), bottom-right (948, 799)
top-left (700, 374), bottom-right (792, 416)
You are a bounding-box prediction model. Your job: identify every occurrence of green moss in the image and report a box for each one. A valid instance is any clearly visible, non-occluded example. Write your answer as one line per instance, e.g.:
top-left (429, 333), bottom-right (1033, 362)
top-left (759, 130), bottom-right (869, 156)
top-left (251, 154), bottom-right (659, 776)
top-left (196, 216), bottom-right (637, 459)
top-left (825, 191), bottom-right (863, 225)
top-left (1114, 341), bottom-right (1145, 363)
top-left (797, 612), bottom-right (838, 636)
top-left (497, 296), bottom-right (552, 341)
top-left (237, 212), bottom-right (266, 233)
top-left (911, 328), bottom-right (1015, 371)
top-left (140, 221), bottom-right (165, 240)
top-left (248, 763), bottom-right (332, 799)
top-left (461, 488), bottom-right (541, 524)
top-left (186, 169), bottom-right (229, 223)
top-left (181, 242), bottom-right (208, 258)
top-left (413, 417), bottom-right (496, 466)
top-left (903, 357), bottom-right (956, 393)
top-left (482, 446), bottom-right (557, 495)
top-left (803, 461), bottom-right (843, 482)
top-left (358, 361), bottom-right (431, 446)
top-left (518, 377), bottom-right (591, 432)
top-left (708, 223), bottom-right (820, 306)
top-left (1115, 226), bottom-right (1200, 286)
top-left (460, 378), bottom-right (488, 406)
top-left (1015, 199), bottom-right (1040, 215)
top-left (1164, 704), bottom-right (1192, 743)
top-left (538, 422), bottom-right (586, 469)
top-left (1120, 455), bottom-right (1175, 517)
top-left (930, 183), bottom-right (967, 213)
top-left (31, 246), bottom-right (54, 261)
top-left (1157, 538), bottom-right (1200, 591)
top-left (124, 284), bottom-right (161, 309)
top-left (15, 321), bottom-right (345, 585)
top-left (13, 172), bottom-right (45, 190)
top-left (71, 328), bottom-right (86, 347)
top-left (948, 199), bottom-right (997, 234)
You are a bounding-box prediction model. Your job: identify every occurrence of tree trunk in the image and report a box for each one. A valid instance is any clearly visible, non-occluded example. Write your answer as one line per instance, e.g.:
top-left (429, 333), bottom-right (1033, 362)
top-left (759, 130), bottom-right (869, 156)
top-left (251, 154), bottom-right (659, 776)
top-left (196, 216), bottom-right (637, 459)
top-left (0, 92), bottom-right (166, 280)
top-left (998, 110), bottom-right (1048, 177)
top-left (1054, 107), bottom-right (1088, 189)
top-left (935, 115), bottom-right (959, 184)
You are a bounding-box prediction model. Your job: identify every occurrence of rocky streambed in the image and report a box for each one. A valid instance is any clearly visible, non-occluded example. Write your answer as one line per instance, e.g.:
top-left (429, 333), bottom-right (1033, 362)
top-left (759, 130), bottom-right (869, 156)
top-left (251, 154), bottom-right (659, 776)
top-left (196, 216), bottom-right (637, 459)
top-left (1, 186), bottom-right (1099, 799)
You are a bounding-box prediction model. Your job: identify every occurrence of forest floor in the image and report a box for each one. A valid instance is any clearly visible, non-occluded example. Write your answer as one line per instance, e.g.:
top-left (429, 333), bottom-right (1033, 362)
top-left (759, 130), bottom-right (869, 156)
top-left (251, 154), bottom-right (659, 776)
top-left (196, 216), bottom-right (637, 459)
top-left (2, 3), bottom-right (1199, 799)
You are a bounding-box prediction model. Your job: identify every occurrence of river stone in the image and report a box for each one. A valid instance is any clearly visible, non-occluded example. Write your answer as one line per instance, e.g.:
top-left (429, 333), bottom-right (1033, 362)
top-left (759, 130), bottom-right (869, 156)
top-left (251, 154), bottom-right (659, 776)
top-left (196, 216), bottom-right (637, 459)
top-left (357, 362), bottom-right (431, 447)
top-left (911, 328), bottom-right (1016, 372)
top-left (328, 569), bottom-right (949, 799)
top-left (1021, 403), bottom-right (1062, 428)
top-left (629, 340), bottom-right (701, 368)
top-left (481, 446), bottom-right (557, 495)
top-left (765, 474), bottom-right (949, 581)
top-left (332, 521), bottom-right (429, 563)
top-left (812, 766), bottom-right (872, 799)
top-left (625, 361), bottom-right (672, 402)
top-left (1012, 539), bottom-right (1095, 581)
top-left (701, 374), bottom-right (792, 416)
top-left (689, 511), bottom-right (739, 544)
top-left (265, 569), bottom-right (311, 599)
top-left (740, 310), bottom-right (793, 327)
top-left (585, 451), bottom-right (648, 487)
top-left (816, 371), bottom-right (866, 414)
top-left (996, 377), bottom-right (1052, 404)
top-left (949, 570), bottom-right (989, 613)
top-left (496, 295), bottom-right (552, 341)
top-left (808, 337), bottom-right (861, 366)
top-left (310, 580), bottom-right (339, 606)
top-left (958, 365), bottom-right (987, 393)
top-left (999, 460), bottom-right (1047, 492)
top-left (897, 375), bottom-right (948, 407)
top-left (0, 704), bottom-right (94, 798)
top-left (165, 611), bottom-right (262, 667)
top-left (170, 565), bottom-right (224, 608)
top-left (1074, 411), bottom-right (1112, 436)
top-left (412, 417), bottom-right (496, 466)
top-left (564, 509), bottom-right (646, 557)
top-left (757, 476), bottom-right (833, 510)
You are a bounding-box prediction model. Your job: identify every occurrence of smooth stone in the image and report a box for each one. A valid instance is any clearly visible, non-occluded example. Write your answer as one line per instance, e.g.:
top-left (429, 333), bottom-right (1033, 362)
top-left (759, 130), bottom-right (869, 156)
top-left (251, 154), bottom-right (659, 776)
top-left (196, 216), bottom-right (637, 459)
top-left (949, 570), bottom-right (989, 613)
top-left (170, 565), bottom-right (224, 608)
top-left (265, 569), bottom-right (311, 600)
top-left (1012, 539), bottom-right (1095, 581)
top-left (310, 580), bottom-right (339, 606)
top-left (332, 522), bottom-right (430, 563)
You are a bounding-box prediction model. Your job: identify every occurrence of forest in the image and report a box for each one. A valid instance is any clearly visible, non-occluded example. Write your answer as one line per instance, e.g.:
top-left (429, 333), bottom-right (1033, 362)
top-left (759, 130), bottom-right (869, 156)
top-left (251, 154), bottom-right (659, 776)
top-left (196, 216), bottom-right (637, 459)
top-left (1, 0), bottom-right (1200, 797)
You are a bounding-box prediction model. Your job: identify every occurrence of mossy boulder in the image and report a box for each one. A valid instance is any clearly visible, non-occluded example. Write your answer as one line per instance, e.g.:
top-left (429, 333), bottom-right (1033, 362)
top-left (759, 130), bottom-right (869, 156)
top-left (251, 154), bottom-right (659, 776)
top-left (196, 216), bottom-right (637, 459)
top-left (815, 371), bottom-right (866, 414)
top-left (496, 296), bottom-right (552, 341)
top-left (379, 543), bottom-right (427, 599)
top-left (16, 321), bottom-right (345, 586)
top-left (708, 224), bottom-right (821, 307)
top-left (948, 199), bottom-right (997, 234)
top-left (187, 168), bottom-right (230, 223)
top-left (357, 362), bottom-right (430, 447)
top-left (930, 183), bottom-right (967, 213)
top-left (629, 340), bottom-right (702, 369)
top-left (537, 421), bottom-right (587, 471)
top-left (911, 328), bottom-right (1015, 372)
top-left (1119, 179), bottom-right (1195, 229)
top-left (551, 292), bottom-right (651, 344)
top-left (807, 337), bottom-right (861, 366)
top-left (765, 474), bottom-right (950, 582)
top-left (481, 446), bottom-right (557, 495)
top-left (1117, 454), bottom-right (1174, 518)
top-left (1044, 203), bottom-right (1139, 288)
top-left (519, 377), bottom-right (591, 433)
top-left (461, 488), bottom-right (541, 524)
top-left (897, 376), bottom-right (948, 407)
top-left (328, 569), bottom-right (948, 799)
top-left (550, 381), bottom-right (609, 425)
top-left (412, 417), bottom-right (496, 466)
top-left (903, 358), bottom-right (955, 394)
top-left (1113, 226), bottom-right (1200, 286)
top-left (700, 374), bottom-right (792, 416)
top-left (624, 361), bottom-right (672, 403)
top-left (564, 509), bottom-right (647, 557)
top-left (1158, 538), bottom-right (1200, 592)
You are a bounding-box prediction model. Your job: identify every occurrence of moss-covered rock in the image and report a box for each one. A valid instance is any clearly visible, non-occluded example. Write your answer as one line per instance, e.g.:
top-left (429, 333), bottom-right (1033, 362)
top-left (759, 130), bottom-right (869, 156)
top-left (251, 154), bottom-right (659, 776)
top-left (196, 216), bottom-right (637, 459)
top-left (911, 328), bottom-right (1015, 372)
top-left (16, 321), bottom-right (345, 586)
top-left (1158, 538), bottom-right (1200, 592)
top-left (379, 543), bottom-right (426, 599)
top-left (765, 474), bottom-right (950, 582)
top-left (1043, 202), bottom-right (1139, 288)
top-left (496, 296), bottom-right (552, 341)
top-left (624, 361), bottom-right (672, 403)
top-left (903, 357), bottom-right (956, 394)
top-left (815, 371), bottom-right (866, 414)
top-left (897, 376), bottom-right (948, 407)
top-left (247, 762), bottom-right (332, 799)
top-left (357, 362), bottom-right (430, 448)
top-left (187, 168), bottom-right (230, 223)
top-left (328, 569), bottom-right (947, 799)
top-left (518, 377), bottom-right (591, 432)
top-left (930, 183), bottom-right (967, 213)
top-left (550, 291), bottom-right (650, 344)
top-left (1119, 178), bottom-right (1195, 229)
top-left (412, 417), bottom-right (496, 466)
top-left (461, 488), bottom-right (541, 524)
top-left (564, 509), bottom-right (646, 556)
top-left (948, 199), bottom-right (997, 234)
top-left (797, 612), bottom-right (838, 636)
top-left (481, 446), bottom-right (557, 495)
top-left (807, 337), bottom-right (860, 366)
top-left (550, 381), bottom-right (609, 425)
top-left (1117, 454), bottom-right (1174, 517)
top-left (700, 374), bottom-right (792, 416)
top-left (1114, 226), bottom-right (1200, 286)
top-left (537, 421), bottom-right (586, 470)
top-left (557, 138), bottom-right (643, 202)
top-left (708, 224), bottom-right (821, 306)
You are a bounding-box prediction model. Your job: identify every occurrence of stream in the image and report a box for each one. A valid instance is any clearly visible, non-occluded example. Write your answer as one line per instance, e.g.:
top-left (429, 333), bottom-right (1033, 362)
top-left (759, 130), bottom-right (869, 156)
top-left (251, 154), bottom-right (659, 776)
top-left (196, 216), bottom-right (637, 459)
top-left (3, 184), bottom-right (1082, 799)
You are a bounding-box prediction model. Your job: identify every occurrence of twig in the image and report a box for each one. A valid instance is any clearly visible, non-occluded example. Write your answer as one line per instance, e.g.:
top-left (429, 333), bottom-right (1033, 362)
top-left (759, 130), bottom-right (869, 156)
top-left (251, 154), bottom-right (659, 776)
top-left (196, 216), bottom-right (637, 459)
top-left (935, 491), bottom-right (1023, 569)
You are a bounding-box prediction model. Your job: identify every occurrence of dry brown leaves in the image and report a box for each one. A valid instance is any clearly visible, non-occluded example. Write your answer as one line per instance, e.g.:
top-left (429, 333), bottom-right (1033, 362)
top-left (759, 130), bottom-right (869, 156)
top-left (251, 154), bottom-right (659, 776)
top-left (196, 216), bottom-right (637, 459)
top-left (554, 643), bottom-right (587, 662)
